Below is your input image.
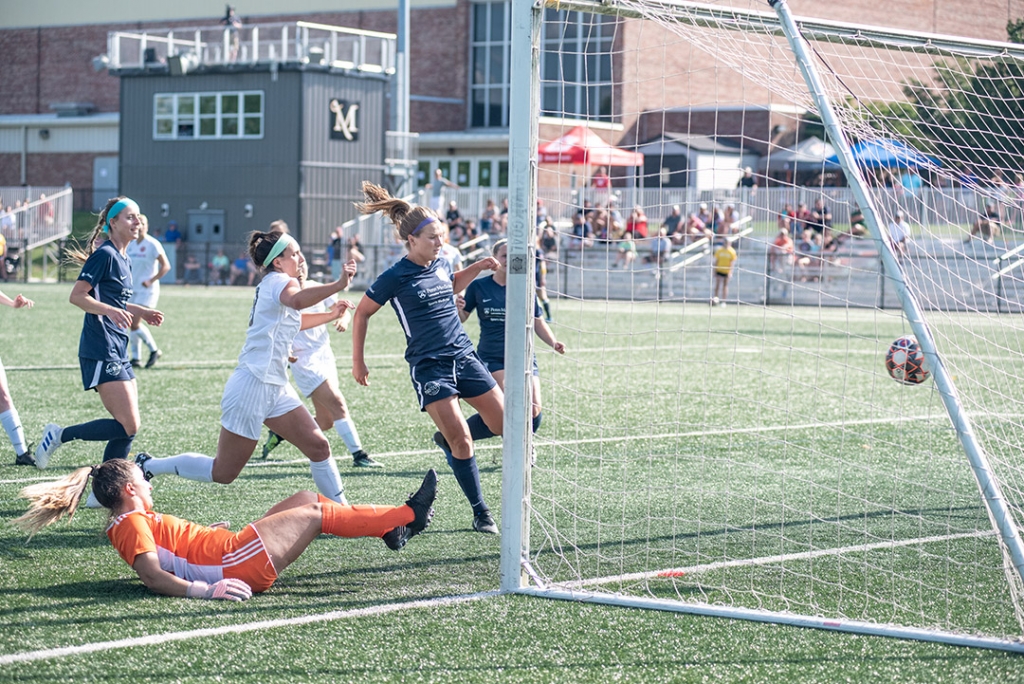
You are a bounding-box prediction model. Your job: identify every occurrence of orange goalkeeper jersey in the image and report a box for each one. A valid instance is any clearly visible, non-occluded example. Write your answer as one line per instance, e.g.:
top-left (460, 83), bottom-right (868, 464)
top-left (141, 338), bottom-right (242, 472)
top-left (107, 509), bottom-right (273, 587)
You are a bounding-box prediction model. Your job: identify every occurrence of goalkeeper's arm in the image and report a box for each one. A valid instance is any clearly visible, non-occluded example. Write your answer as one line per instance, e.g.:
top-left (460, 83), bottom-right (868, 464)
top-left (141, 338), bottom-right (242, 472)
top-left (132, 552), bottom-right (252, 601)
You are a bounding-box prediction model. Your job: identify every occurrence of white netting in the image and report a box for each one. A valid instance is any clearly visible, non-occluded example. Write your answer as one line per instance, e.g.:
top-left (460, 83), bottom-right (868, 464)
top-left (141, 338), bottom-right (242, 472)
top-left (517, 0), bottom-right (1024, 647)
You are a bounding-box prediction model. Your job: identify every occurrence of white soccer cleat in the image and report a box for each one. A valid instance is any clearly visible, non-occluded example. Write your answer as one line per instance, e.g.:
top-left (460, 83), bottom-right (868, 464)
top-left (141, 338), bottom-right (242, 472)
top-left (84, 491), bottom-right (103, 509)
top-left (34, 423), bottom-right (63, 470)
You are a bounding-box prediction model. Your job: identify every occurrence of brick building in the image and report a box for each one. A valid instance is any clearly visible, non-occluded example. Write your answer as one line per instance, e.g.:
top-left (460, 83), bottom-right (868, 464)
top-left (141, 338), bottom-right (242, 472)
top-left (1, 0), bottom-right (1023, 203)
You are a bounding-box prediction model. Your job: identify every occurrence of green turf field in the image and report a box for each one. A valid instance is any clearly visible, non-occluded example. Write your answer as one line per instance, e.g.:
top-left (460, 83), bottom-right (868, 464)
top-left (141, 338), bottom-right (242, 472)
top-left (0, 283), bottom-right (1021, 682)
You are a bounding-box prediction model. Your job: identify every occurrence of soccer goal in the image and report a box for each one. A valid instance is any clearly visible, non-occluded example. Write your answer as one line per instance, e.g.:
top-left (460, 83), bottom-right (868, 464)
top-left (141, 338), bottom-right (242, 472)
top-left (501, 0), bottom-right (1024, 653)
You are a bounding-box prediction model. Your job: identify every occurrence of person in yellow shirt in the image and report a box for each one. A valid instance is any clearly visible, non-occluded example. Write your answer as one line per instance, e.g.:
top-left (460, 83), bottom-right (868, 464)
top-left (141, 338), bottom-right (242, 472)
top-left (712, 238), bottom-right (737, 306)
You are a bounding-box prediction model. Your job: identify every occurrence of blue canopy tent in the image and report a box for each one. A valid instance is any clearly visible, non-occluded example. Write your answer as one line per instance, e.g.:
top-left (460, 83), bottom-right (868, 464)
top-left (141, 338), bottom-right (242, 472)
top-left (825, 138), bottom-right (940, 169)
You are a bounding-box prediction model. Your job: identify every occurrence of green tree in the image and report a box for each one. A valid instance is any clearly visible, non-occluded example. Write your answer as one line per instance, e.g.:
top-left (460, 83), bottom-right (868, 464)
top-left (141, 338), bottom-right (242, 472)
top-left (856, 22), bottom-right (1024, 175)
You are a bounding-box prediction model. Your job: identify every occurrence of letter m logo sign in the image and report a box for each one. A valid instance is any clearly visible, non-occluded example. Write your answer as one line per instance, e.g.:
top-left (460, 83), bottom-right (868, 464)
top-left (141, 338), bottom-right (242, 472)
top-left (329, 99), bottom-right (359, 141)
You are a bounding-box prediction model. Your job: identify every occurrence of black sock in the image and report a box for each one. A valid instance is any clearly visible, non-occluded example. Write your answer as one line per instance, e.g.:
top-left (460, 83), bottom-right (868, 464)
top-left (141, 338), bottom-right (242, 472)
top-left (103, 434), bottom-right (135, 462)
top-left (542, 300), bottom-right (552, 320)
top-left (62, 419), bottom-right (128, 444)
top-left (532, 412), bottom-right (542, 433)
top-left (467, 413), bottom-right (496, 441)
top-left (445, 452), bottom-right (488, 516)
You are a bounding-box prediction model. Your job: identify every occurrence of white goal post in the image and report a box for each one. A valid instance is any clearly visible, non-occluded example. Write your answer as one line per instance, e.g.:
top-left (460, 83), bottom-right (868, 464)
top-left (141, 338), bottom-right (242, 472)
top-left (502, 0), bottom-right (1024, 653)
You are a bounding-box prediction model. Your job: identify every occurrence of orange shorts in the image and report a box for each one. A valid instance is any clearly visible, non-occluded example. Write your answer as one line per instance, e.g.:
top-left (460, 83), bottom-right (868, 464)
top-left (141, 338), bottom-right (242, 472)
top-left (222, 524), bottom-right (278, 593)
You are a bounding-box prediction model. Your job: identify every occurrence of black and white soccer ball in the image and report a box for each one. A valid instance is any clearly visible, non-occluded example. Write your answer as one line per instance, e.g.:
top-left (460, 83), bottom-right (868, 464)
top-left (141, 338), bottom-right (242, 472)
top-left (885, 335), bottom-right (930, 385)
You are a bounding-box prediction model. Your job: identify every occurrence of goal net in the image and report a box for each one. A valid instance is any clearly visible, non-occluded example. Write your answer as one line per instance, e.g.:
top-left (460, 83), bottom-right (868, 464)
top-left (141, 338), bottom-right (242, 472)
top-left (503, 0), bottom-right (1024, 651)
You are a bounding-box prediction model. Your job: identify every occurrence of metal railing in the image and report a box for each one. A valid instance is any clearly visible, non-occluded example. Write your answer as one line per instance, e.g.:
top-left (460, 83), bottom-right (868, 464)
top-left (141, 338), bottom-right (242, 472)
top-left (428, 185), bottom-right (1024, 238)
top-left (105, 21), bottom-right (396, 74)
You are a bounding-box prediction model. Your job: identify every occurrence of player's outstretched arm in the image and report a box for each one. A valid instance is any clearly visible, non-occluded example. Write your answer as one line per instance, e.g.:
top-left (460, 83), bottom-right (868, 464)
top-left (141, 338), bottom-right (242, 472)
top-left (452, 256), bottom-right (499, 293)
top-left (281, 259), bottom-right (356, 311)
top-left (351, 296), bottom-right (382, 386)
top-left (299, 300), bottom-right (354, 331)
top-left (0, 290), bottom-right (33, 308)
top-left (534, 317), bottom-right (566, 354)
top-left (132, 552), bottom-right (251, 601)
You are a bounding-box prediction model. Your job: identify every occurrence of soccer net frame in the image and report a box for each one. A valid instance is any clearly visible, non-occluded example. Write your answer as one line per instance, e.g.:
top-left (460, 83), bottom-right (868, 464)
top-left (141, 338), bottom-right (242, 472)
top-left (501, 0), bottom-right (1024, 653)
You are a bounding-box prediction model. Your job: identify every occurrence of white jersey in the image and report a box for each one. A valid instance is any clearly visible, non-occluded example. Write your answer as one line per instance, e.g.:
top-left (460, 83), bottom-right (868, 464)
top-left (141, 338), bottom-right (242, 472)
top-left (126, 235), bottom-right (166, 296)
top-left (291, 295), bottom-right (335, 355)
top-left (237, 271), bottom-right (300, 386)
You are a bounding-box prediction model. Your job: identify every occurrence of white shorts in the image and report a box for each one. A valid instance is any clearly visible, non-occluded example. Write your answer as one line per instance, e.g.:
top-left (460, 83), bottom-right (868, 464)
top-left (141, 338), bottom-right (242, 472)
top-left (290, 345), bottom-right (336, 397)
top-left (130, 286), bottom-right (159, 309)
top-left (220, 367), bottom-right (304, 440)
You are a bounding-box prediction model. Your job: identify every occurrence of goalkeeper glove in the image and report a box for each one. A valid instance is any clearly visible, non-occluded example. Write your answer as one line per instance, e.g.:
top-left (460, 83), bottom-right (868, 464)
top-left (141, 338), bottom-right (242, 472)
top-left (186, 578), bottom-right (252, 601)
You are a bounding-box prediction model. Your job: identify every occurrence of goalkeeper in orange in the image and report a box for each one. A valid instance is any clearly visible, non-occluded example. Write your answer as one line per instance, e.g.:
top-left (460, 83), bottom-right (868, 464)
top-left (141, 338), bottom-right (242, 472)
top-left (15, 459), bottom-right (436, 601)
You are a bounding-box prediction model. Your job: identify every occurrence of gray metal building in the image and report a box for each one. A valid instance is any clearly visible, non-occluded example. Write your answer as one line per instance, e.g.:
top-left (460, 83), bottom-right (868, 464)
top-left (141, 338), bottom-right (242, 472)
top-left (119, 66), bottom-right (388, 248)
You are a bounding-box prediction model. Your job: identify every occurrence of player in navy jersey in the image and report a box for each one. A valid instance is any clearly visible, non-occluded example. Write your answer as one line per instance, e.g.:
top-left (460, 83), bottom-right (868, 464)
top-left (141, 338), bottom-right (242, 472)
top-left (351, 182), bottom-right (503, 535)
top-left (34, 197), bottom-right (164, 507)
top-left (459, 239), bottom-right (565, 449)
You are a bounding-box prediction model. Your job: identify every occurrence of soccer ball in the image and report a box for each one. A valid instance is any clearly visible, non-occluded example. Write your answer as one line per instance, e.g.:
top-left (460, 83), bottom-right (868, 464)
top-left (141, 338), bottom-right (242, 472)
top-left (885, 335), bottom-right (930, 385)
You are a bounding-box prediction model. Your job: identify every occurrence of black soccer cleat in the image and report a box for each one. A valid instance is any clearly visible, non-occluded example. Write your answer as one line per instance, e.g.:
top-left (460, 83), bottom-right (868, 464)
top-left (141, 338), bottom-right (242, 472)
top-left (405, 468), bottom-right (437, 536)
top-left (352, 450), bottom-right (383, 468)
top-left (145, 349), bottom-right (162, 369)
top-left (473, 510), bottom-right (499, 535)
top-left (382, 525), bottom-right (410, 551)
top-left (134, 452), bottom-right (154, 481)
top-left (381, 469), bottom-right (438, 551)
top-left (432, 431), bottom-right (452, 458)
top-left (14, 447), bottom-right (36, 467)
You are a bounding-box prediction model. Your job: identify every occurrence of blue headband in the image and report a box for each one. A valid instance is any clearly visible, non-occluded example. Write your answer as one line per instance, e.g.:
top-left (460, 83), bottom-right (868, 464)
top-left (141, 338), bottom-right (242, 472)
top-left (105, 198), bottom-right (140, 233)
top-left (263, 233), bottom-right (298, 267)
top-left (412, 216), bottom-right (436, 235)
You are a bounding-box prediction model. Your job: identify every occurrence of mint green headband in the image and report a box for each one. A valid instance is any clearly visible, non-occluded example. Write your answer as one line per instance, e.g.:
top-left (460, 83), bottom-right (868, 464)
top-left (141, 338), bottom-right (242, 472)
top-left (263, 234), bottom-right (298, 267)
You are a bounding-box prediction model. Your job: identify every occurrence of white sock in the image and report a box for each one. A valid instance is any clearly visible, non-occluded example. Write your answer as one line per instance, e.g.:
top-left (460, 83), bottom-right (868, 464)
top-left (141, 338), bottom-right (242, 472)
top-left (128, 331), bottom-right (141, 360)
top-left (85, 491), bottom-right (103, 509)
top-left (0, 408), bottom-right (27, 455)
top-left (144, 452), bottom-right (214, 482)
top-left (309, 457), bottom-right (347, 504)
top-left (138, 326), bottom-right (158, 353)
top-left (334, 417), bottom-right (362, 454)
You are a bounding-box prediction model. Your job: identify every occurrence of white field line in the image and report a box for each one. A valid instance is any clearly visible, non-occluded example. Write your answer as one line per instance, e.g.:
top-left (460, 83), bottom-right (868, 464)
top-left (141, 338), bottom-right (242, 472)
top-left (563, 530), bottom-right (997, 590)
top-left (0, 344), bottom-right (1003, 370)
top-left (0, 590), bottom-right (499, 667)
top-left (0, 412), bottom-right (963, 487)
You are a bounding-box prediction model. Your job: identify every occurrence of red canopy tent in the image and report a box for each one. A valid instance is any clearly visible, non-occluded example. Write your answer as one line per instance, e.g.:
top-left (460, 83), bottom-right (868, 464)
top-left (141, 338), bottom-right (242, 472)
top-left (537, 125), bottom-right (644, 166)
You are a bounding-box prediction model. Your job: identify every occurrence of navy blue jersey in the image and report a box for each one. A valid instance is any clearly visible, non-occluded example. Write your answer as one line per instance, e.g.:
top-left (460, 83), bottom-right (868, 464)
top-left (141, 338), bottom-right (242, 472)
top-left (365, 256), bottom-right (474, 366)
top-left (76, 241), bottom-right (133, 361)
top-left (462, 275), bottom-right (542, 364)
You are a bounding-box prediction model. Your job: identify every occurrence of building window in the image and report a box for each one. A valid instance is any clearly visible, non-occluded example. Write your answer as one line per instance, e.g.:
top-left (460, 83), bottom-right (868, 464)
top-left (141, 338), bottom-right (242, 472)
top-left (470, 1), bottom-right (511, 128)
top-left (469, 2), bottom-right (617, 126)
top-left (154, 91), bottom-right (264, 140)
top-left (541, 9), bottom-right (616, 122)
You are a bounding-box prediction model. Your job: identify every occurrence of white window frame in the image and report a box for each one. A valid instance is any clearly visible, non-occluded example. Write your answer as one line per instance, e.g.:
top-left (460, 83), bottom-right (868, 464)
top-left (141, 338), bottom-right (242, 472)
top-left (469, 1), bottom-right (617, 127)
top-left (540, 8), bottom-right (616, 122)
top-left (469, 0), bottom-right (512, 129)
top-left (153, 90), bottom-right (264, 140)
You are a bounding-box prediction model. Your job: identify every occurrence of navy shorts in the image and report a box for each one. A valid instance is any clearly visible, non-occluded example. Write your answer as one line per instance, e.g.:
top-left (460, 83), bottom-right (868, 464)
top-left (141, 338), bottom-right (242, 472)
top-left (80, 357), bottom-right (135, 391)
top-left (482, 355), bottom-right (539, 377)
top-left (410, 352), bottom-right (497, 410)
